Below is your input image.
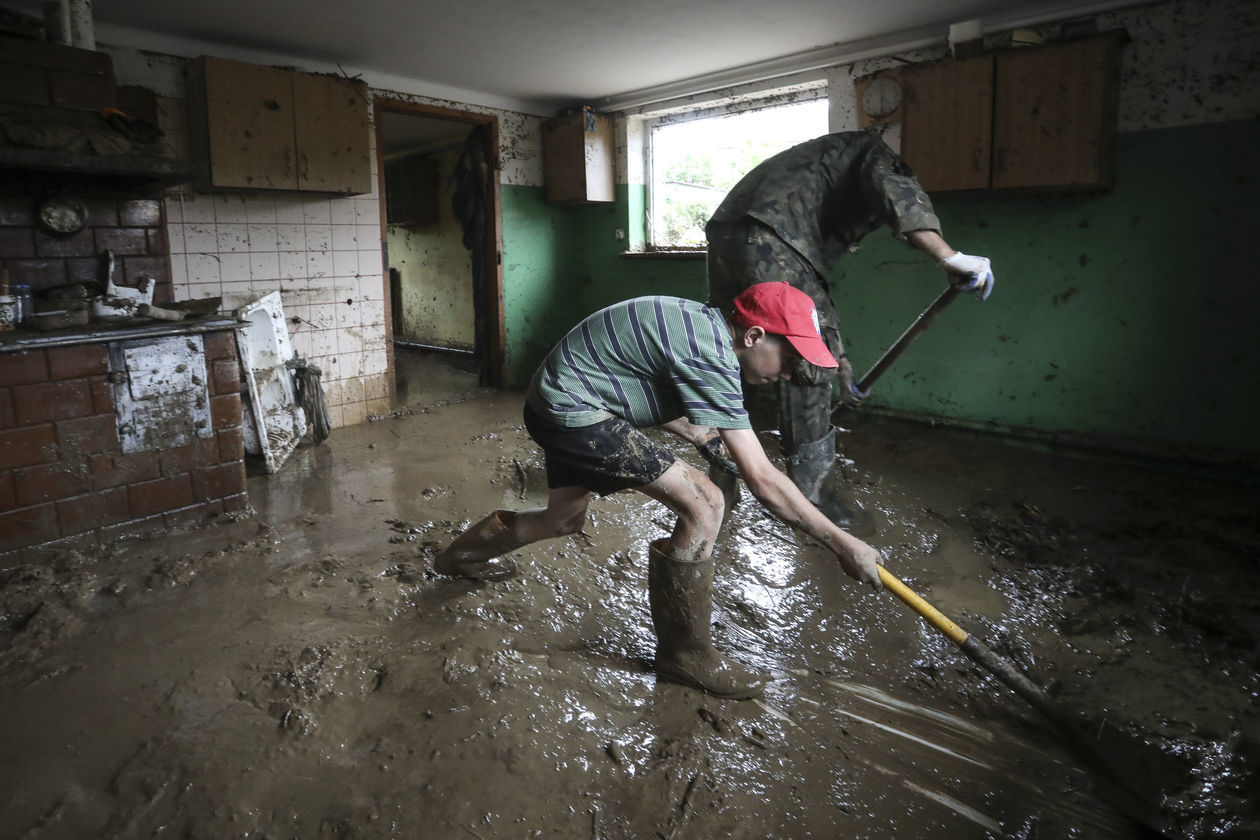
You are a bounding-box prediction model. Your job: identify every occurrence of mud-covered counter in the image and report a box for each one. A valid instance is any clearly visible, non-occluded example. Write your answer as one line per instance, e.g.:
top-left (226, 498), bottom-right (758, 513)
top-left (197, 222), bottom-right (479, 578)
top-left (0, 316), bottom-right (248, 554)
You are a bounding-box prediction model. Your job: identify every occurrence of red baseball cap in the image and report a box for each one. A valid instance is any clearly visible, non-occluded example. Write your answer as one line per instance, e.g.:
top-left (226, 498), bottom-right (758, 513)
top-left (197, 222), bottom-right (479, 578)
top-left (732, 282), bottom-right (838, 369)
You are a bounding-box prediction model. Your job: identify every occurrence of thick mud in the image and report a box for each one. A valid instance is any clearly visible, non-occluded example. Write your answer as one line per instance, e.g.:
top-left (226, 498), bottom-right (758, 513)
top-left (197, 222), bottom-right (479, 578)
top-left (1, 348), bottom-right (1257, 839)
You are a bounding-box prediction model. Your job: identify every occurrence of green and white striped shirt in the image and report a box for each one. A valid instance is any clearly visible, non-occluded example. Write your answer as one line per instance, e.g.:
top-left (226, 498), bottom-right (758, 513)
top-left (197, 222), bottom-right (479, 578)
top-left (526, 296), bottom-right (751, 430)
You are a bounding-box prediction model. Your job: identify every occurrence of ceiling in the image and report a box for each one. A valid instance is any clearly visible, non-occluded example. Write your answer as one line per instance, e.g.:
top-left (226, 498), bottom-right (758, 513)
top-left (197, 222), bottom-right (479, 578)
top-left (14, 0), bottom-right (1137, 115)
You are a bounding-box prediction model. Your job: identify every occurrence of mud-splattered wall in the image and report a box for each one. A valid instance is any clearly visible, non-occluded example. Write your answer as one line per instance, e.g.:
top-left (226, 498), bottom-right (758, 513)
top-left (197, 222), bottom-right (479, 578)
top-left (97, 48), bottom-right (391, 430)
top-left (80, 0), bottom-right (1259, 472)
top-left (386, 147), bottom-right (476, 350)
top-left (829, 0), bottom-right (1260, 469)
top-left (562, 0), bottom-right (1260, 470)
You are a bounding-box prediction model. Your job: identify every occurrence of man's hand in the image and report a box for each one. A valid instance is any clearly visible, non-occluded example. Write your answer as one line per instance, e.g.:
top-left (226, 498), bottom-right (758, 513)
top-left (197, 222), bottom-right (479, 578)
top-left (836, 356), bottom-right (868, 407)
top-left (837, 539), bottom-right (883, 589)
top-left (695, 436), bottom-right (739, 476)
top-left (939, 252), bottom-right (995, 301)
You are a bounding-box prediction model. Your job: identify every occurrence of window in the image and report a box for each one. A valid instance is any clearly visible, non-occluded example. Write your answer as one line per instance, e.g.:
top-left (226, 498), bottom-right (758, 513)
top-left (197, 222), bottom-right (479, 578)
top-left (647, 96), bottom-right (828, 249)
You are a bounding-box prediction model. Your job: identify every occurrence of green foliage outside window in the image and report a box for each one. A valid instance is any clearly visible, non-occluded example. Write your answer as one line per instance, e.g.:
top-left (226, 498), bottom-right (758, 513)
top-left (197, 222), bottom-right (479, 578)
top-left (649, 98), bottom-right (827, 248)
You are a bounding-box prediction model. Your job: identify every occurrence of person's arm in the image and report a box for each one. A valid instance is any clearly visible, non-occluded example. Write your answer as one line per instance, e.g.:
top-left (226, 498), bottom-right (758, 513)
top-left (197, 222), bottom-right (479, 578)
top-left (659, 417), bottom-right (738, 475)
top-left (906, 229), bottom-right (995, 301)
top-left (905, 229), bottom-right (955, 261)
top-left (657, 417), bottom-right (715, 446)
top-left (719, 427), bottom-right (882, 587)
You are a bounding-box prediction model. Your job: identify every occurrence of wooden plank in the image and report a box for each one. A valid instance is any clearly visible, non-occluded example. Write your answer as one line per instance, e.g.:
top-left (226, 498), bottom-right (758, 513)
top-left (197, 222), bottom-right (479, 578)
top-left (901, 55), bottom-right (994, 193)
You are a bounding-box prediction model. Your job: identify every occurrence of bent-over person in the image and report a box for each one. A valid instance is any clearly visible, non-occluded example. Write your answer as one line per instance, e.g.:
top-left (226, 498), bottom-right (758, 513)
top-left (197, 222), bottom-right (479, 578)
top-left (432, 283), bottom-right (883, 701)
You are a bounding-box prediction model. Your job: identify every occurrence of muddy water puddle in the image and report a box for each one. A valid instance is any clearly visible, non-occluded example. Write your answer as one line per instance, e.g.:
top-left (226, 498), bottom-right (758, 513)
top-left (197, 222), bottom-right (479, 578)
top-left (2, 350), bottom-right (1257, 839)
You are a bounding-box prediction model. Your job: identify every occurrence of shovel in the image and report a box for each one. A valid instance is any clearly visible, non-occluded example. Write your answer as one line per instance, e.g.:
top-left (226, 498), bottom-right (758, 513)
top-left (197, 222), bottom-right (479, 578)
top-left (821, 289), bottom-right (1185, 833)
top-left (877, 564), bottom-right (1185, 838)
top-left (831, 284), bottom-right (961, 418)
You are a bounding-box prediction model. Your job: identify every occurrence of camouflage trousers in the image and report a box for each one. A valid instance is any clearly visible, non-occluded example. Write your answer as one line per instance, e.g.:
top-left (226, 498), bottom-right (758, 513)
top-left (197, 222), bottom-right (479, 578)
top-left (707, 216), bottom-right (838, 451)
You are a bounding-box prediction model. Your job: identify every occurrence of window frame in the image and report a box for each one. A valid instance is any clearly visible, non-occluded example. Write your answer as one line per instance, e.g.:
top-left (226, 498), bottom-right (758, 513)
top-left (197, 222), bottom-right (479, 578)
top-left (639, 83), bottom-right (829, 253)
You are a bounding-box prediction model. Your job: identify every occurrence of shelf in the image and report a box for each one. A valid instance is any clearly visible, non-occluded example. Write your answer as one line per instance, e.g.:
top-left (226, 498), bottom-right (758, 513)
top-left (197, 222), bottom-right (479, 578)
top-left (0, 145), bottom-right (200, 190)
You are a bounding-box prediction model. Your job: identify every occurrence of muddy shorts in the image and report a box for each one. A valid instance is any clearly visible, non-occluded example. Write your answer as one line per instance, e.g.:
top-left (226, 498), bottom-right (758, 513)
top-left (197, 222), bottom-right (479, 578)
top-left (523, 403), bottom-right (676, 496)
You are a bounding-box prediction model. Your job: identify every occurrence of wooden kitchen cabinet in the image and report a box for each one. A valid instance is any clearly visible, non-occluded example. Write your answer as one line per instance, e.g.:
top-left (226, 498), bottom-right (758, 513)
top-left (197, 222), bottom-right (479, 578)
top-left (189, 56), bottom-right (371, 195)
top-left (900, 55), bottom-right (994, 193)
top-left (991, 34), bottom-right (1123, 190)
top-left (542, 111), bottom-right (615, 204)
top-left (898, 32), bottom-right (1124, 194)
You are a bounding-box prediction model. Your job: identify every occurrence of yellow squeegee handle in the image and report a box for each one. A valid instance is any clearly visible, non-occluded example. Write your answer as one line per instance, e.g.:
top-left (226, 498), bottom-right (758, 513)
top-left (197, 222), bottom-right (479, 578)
top-left (875, 569), bottom-right (1179, 838)
top-left (878, 565), bottom-right (969, 646)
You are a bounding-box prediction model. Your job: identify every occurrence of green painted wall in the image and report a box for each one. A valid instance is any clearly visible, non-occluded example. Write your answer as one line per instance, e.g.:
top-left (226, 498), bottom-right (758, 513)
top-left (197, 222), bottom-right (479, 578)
top-left (500, 118), bottom-right (1259, 467)
top-left (837, 119), bottom-right (1258, 465)
top-left (500, 184), bottom-right (705, 385)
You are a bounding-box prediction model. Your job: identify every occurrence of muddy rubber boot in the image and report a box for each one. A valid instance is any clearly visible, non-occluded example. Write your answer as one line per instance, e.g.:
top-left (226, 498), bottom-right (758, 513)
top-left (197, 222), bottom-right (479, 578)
top-left (785, 427), bottom-right (874, 535)
top-left (708, 462), bottom-right (741, 526)
top-left (432, 510), bottom-right (522, 581)
top-left (647, 539), bottom-right (765, 700)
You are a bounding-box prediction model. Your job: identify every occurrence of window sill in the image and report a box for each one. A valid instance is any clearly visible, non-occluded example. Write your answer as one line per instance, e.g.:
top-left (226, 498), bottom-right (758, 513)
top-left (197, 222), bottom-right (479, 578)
top-left (619, 249), bottom-right (706, 260)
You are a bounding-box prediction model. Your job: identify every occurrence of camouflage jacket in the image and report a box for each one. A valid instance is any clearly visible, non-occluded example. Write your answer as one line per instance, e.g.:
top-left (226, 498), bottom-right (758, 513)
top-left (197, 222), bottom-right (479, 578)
top-left (706, 131), bottom-right (941, 277)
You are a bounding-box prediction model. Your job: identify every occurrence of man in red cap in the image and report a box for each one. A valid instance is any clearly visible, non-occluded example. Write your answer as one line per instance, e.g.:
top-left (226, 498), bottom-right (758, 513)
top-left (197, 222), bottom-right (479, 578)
top-left (432, 282), bottom-right (883, 701)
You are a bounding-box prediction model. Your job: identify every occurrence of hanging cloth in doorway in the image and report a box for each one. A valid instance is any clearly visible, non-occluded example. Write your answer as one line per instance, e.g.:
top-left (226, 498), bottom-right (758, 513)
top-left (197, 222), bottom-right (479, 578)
top-left (451, 126), bottom-right (491, 385)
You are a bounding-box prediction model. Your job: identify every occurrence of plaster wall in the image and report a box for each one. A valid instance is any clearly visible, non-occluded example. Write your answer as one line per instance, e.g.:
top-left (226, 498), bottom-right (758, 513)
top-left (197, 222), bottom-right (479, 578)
top-left (90, 0), bottom-right (1260, 471)
top-left (538, 0), bottom-right (1260, 469)
top-left (386, 149), bottom-right (476, 350)
top-left (99, 44), bottom-right (543, 429)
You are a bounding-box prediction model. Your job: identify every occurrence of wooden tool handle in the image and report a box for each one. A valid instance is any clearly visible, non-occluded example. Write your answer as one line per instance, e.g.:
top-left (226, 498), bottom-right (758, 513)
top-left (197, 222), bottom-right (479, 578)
top-left (856, 285), bottom-right (961, 393)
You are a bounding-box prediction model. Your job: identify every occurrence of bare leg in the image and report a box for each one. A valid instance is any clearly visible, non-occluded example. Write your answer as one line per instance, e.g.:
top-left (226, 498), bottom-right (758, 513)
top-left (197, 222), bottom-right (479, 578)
top-left (433, 487), bottom-right (592, 581)
top-left (634, 460), bottom-right (725, 560)
top-left (512, 485), bottom-right (595, 544)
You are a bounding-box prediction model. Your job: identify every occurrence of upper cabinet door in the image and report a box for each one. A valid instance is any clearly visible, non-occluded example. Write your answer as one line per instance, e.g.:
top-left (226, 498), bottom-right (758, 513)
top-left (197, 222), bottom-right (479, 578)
top-left (542, 112), bottom-right (615, 204)
top-left (992, 34), bottom-right (1124, 191)
top-left (901, 55), bottom-right (995, 194)
top-left (891, 32), bottom-right (1124, 196)
top-left (200, 56), bottom-right (297, 190)
top-left (292, 72), bottom-right (371, 195)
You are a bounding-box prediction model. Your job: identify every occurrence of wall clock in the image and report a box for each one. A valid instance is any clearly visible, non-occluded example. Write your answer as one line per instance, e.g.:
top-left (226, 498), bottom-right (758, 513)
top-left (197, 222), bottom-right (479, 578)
top-left (855, 71), bottom-right (903, 127)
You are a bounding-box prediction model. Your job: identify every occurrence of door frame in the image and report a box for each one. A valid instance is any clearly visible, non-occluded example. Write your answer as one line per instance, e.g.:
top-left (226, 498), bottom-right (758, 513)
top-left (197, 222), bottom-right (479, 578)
top-left (372, 97), bottom-right (506, 392)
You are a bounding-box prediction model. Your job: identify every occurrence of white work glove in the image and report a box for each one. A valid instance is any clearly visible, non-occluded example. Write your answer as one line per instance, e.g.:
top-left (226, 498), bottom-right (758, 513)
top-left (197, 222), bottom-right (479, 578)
top-left (939, 252), bottom-right (995, 301)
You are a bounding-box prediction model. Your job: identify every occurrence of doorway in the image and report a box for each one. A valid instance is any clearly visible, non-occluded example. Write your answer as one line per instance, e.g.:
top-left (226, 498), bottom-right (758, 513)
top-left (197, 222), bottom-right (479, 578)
top-left (374, 100), bottom-right (504, 395)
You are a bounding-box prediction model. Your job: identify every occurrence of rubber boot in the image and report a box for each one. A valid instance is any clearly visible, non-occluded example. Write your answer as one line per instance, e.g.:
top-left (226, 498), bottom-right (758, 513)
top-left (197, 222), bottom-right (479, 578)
top-left (647, 539), bottom-right (765, 700)
top-left (785, 427), bottom-right (874, 535)
top-left (432, 510), bottom-right (522, 581)
top-left (708, 462), bottom-right (741, 526)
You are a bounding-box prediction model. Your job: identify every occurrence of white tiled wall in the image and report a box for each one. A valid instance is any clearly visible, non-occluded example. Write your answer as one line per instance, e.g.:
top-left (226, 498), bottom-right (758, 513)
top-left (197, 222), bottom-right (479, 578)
top-left (165, 182), bottom-right (391, 429)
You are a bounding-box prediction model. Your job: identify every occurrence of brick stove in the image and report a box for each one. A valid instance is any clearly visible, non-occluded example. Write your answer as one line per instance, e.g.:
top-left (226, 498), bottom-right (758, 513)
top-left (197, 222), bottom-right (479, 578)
top-left (1, 325), bottom-right (248, 553)
top-left (0, 35), bottom-right (246, 555)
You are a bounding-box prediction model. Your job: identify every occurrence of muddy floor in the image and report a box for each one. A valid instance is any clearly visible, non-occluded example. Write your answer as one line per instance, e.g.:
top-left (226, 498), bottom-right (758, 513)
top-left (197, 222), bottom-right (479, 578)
top-left (2, 348), bottom-right (1258, 840)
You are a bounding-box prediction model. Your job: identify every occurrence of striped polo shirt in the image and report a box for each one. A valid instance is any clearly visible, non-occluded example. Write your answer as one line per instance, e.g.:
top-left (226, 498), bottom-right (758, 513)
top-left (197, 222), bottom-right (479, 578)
top-left (525, 296), bottom-right (751, 431)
